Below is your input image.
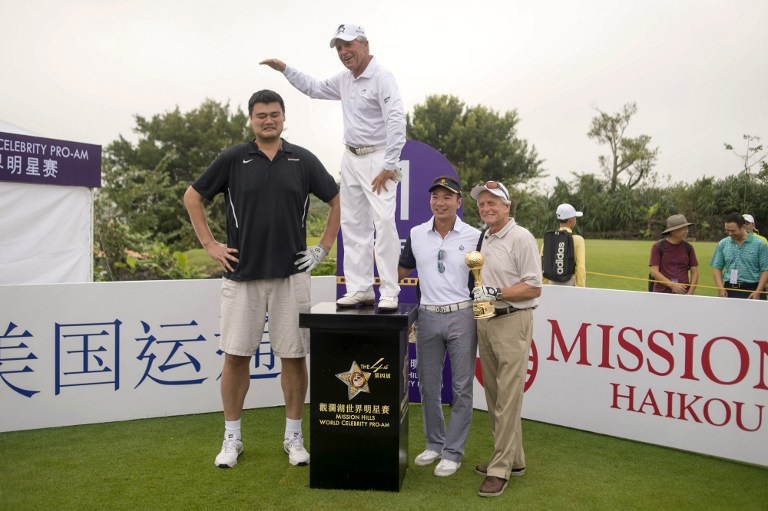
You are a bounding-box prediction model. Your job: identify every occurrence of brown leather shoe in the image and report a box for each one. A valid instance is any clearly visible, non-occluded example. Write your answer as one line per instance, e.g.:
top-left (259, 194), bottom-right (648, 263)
top-left (475, 464), bottom-right (526, 477)
top-left (478, 476), bottom-right (508, 497)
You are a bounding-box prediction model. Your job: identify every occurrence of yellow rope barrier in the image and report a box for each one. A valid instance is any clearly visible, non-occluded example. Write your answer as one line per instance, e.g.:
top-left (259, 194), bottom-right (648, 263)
top-left (334, 273), bottom-right (767, 294)
top-left (587, 271), bottom-right (768, 295)
top-left (335, 276), bottom-right (419, 286)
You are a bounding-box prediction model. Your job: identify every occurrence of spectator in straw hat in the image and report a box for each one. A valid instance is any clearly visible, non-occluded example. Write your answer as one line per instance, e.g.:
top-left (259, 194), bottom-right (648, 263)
top-left (649, 214), bottom-right (699, 294)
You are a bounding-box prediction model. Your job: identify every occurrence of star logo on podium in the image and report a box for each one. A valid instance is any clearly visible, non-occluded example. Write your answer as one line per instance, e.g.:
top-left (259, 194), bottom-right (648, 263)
top-left (336, 361), bottom-right (372, 400)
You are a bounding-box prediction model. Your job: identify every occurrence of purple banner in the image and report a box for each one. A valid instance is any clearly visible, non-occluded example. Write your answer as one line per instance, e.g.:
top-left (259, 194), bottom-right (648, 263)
top-left (0, 131), bottom-right (101, 187)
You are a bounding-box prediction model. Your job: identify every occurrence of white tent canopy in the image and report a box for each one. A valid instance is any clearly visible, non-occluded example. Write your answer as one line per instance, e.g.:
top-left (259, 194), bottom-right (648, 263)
top-left (0, 121), bottom-right (97, 284)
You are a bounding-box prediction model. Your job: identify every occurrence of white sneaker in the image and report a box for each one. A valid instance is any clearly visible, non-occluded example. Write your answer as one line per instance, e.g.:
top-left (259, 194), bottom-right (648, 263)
top-left (414, 449), bottom-right (441, 466)
top-left (336, 290), bottom-right (375, 307)
top-left (214, 438), bottom-right (243, 468)
top-left (434, 459), bottom-right (461, 477)
top-left (283, 434), bottom-right (310, 466)
top-left (377, 296), bottom-right (398, 312)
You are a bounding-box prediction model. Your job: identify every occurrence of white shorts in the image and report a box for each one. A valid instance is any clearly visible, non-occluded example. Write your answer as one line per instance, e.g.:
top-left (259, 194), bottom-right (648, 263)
top-left (219, 273), bottom-right (310, 358)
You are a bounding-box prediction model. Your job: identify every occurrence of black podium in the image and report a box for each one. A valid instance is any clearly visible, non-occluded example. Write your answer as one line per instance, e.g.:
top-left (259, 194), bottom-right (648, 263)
top-left (299, 302), bottom-right (418, 491)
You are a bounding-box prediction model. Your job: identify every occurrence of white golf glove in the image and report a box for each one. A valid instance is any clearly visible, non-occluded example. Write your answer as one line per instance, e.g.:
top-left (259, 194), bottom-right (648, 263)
top-left (295, 244), bottom-right (328, 272)
top-left (472, 286), bottom-right (502, 303)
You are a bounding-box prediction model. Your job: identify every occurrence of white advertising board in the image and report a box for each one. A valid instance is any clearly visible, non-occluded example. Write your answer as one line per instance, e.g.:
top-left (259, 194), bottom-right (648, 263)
top-left (473, 285), bottom-right (768, 467)
top-left (0, 278), bottom-right (334, 432)
top-left (1, 278), bottom-right (765, 467)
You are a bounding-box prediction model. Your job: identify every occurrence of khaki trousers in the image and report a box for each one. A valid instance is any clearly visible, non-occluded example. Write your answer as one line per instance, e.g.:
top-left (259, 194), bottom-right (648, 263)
top-left (477, 309), bottom-right (533, 479)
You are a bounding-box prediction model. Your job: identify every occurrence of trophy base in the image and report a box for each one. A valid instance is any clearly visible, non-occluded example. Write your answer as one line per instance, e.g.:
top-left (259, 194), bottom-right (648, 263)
top-left (473, 301), bottom-right (496, 319)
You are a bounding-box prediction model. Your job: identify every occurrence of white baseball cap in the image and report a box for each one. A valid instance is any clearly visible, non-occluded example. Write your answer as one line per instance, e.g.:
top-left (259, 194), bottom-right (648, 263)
top-left (743, 214), bottom-right (756, 224)
top-left (329, 23), bottom-right (367, 47)
top-left (556, 204), bottom-right (583, 220)
top-left (470, 181), bottom-right (511, 204)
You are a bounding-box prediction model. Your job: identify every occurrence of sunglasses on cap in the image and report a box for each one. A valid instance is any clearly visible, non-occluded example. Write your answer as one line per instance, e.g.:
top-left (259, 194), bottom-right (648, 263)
top-left (483, 181), bottom-right (509, 201)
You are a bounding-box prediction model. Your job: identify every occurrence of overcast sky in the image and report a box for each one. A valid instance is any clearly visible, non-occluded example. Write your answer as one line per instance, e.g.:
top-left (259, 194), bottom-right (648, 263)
top-left (3, 0), bottom-right (767, 192)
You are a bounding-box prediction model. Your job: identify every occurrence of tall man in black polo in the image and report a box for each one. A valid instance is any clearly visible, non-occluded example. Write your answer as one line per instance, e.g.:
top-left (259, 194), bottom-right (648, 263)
top-left (184, 90), bottom-right (340, 468)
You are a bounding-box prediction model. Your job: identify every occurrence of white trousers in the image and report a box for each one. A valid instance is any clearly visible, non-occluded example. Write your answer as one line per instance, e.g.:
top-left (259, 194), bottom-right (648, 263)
top-left (339, 149), bottom-right (401, 298)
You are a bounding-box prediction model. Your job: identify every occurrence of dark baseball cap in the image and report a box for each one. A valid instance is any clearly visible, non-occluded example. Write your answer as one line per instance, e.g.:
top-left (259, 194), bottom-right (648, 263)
top-left (428, 175), bottom-right (462, 195)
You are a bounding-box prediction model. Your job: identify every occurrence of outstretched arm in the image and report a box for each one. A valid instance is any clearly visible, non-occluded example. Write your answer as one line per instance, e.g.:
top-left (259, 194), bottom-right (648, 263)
top-left (260, 58), bottom-right (286, 72)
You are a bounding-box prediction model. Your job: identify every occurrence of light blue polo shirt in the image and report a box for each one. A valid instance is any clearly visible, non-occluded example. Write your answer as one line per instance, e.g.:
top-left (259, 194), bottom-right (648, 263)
top-left (710, 232), bottom-right (768, 283)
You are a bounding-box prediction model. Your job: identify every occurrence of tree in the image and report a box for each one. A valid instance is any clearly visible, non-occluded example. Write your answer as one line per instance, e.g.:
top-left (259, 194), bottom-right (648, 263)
top-left (587, 102), bottom-right (659, 193)
top-left (723, 134), bottom-right (768, 211)
top-left (407, 95), bottom-right (544, 226)
top-left (100, 99), bottom-right (250, 251)
top-left (724, 134), bottom-right (767, 174)
top-left (95, 99), bottom-right (250, 280)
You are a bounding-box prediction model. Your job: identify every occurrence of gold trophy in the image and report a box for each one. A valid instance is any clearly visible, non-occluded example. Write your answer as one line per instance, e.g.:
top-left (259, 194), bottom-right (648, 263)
top-left (465, 251), bottom-right (496, 319)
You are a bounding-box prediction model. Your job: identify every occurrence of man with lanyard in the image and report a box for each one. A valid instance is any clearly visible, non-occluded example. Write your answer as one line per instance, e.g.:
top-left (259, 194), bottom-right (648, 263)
top-left (184, 90), bottom-right (341, 468)
top-left (260, 23), bottom-right (406, 312)
top-left (711, 212), bottom-right (768, 299)
top-left (469, 181), bottom-right (542, 498)
top-left (397, 176), bottom-right (481, 477)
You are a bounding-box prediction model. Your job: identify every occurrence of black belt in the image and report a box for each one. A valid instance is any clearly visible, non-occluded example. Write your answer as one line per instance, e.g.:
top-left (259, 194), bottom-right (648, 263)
top-left (492, 305), bottom-right (536, 318)
top-left (724, 282), bottom-right (759, 290)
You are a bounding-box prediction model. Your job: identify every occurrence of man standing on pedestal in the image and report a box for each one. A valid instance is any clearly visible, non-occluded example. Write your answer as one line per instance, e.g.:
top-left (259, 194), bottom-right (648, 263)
top-left (260, 23), bottom-right (406, 311)
top-left (398, 176), bottom-right (481, 477)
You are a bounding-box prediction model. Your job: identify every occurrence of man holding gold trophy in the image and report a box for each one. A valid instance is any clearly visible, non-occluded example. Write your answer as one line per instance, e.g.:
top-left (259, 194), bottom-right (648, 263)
top-left (468, 181), bottom-right (542, 498)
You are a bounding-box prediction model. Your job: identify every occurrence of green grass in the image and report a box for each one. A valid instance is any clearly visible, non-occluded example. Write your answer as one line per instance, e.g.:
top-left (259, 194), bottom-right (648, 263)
top-left (186, 237), bottom-right (337, 278)
top-left (189, 238), bottom-right (717, 294)
top-left (306, 236), bottom-right (338, 260)
top-left (581, 239), bottom-right (718, 295)
top-left (1, 405), bottom-right (766, 510)
top-left (185, 248), bottom-right (221, 276)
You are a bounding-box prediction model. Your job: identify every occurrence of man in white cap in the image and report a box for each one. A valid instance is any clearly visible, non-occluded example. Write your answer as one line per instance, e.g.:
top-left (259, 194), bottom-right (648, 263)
top-left (260, 23), bottom-right (406, 312)
top-left (743, 214), bottom-right (768, 245)
top-left (743, 214), bottom-right (768, 294)
top-left (468, 181), bottom-right (542, 498)
top-left (541, 204), bottom-right (586, 287)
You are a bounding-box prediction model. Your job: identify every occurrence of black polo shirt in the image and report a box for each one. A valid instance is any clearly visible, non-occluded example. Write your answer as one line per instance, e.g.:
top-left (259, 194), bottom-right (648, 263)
top-left (192, 139), bottom-right (339, 281)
